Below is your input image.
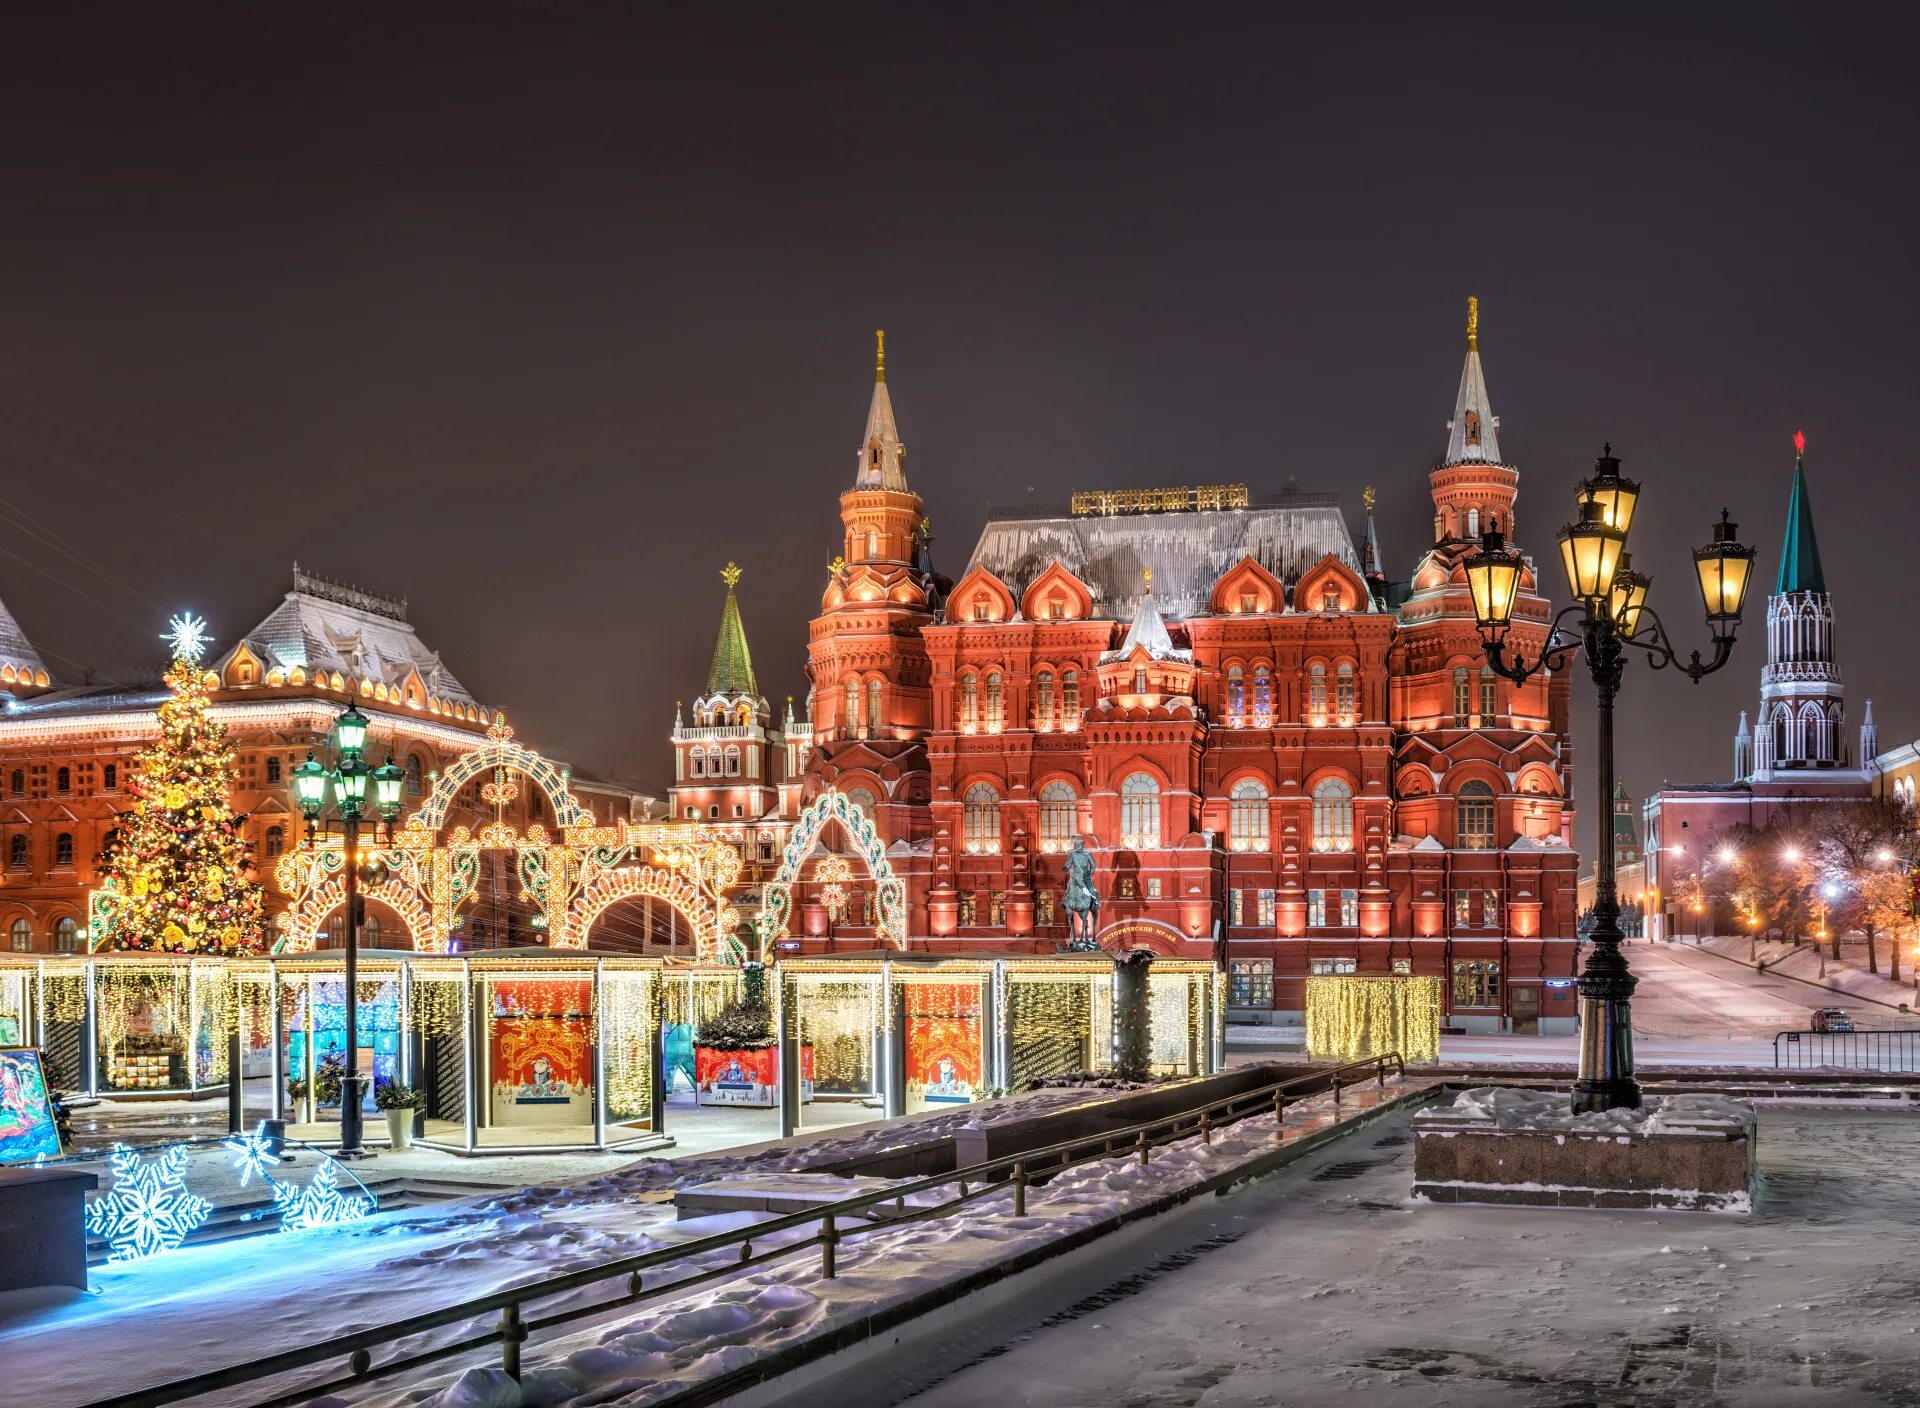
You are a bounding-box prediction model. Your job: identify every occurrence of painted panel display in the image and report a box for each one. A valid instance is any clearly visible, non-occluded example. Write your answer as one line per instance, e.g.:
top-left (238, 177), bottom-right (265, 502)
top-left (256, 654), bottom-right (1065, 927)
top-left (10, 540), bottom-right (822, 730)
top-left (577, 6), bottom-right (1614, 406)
top-left (694, 1045), bottom-right (814, 1106)
top-left (488, 978), bottom-right (594, 1127)
top-left (286, 978), bottom-right (400, 1112)
top-left (0, 1048), bottom-right (63, 1163)
top-left (905, 981), bottom-right (982, 1106)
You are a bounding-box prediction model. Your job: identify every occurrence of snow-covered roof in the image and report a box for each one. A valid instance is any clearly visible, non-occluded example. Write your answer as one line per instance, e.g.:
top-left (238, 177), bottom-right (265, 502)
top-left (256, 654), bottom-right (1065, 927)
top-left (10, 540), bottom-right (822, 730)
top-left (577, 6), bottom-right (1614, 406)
top-left (967, 494), bottom-right (1359, 623)
top-left (222, 568), bottom-right (477, 705)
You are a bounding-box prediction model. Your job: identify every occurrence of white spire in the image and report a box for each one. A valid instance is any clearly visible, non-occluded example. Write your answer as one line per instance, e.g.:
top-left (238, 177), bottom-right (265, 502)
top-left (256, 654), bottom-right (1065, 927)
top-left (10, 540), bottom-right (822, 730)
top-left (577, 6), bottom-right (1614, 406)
top-left (1734, 709), bottom-right (1751, 782)
top-left (854, 329), bottom-right (909, 492)
top-left (1862, 698), bottom-right (1879, 765)
top-left (1443, 296), bottom-right (1502, 465)
top-left (1108, 570), bottom-right (1188, 661)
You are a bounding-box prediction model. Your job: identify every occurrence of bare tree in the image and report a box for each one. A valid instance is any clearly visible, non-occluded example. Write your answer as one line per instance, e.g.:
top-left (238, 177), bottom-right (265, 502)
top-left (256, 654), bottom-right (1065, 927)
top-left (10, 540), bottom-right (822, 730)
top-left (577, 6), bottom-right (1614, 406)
top-left (1814, 798), bottom-right (1918, 980)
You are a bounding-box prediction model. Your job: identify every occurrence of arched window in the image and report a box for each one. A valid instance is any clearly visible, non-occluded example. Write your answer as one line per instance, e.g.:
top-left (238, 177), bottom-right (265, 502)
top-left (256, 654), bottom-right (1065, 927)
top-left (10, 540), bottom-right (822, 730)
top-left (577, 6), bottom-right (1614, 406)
top-left (1308, 662), bottom-right (1328, 723)
top-left (1230, 779), bottom-right (1269, 852)
top-left (1134, 666), bottom-right (1148, 695)
top-left (54, 832), bottom-right (73, 867)
top-left (1226, 665), bottom-right (1245, 724)
top-left (867, 679), bottom-right (883, 737)
top-left (363, 915), bottom-right (383, 949)
top-left (845, 679), bottom-right (861, 738)
top-left (960, 673), bottom-right (979, 729)
top-left (1062, 670), bottom-right (1080, 727)
top-left (1311, 778), bottom-right (1353, 853)
top-left (1322, 581), bottom-right (1341, 612)
top-left (1479, 666), bottom-right (1496, 723)
top-left (1336, 662), bottom-right (1357, 722)
top-left (866, 528), bottom-right (879, 558)
top-left (1453, 666), bottom-right (1471, 725)
top-left (55, 767), bottom-right (69, 795)
top-left (405, 756), bottom-right (424, 796)
top-left (266, 755), bottom-right (282, 784)
top-left (724, 744), bottom-right (741, 776)
top-left (1458, 780), bottom-right (1496, 850)
top-left (102, 763), bottom-right (118, 792)
top-left (6, 771), bottom-right (17, 797)
top-left (689, 750), bottom-right (705, 778)
top-left (986, 673), bottom-right (1004, 731)
top-left (101, 828), bottom-right (120, 858)
top-left (964, 783), bottom-right (1002, 854)
top-left (54, 917), bottom-right (80, 954)
top-left (9, 918), bottom-right (28, 952)
top-left (1253, 665), bottom-right (1272, 723)
top-left (266, 825), bottom-right (284, 858)
top-left (1121, 773), bottom-right (1160, 848)
top-left (7, 835), bottom-right (23, 869)
top-left (1035, 670), bottom-right (1055, 730)
top-left (1039, 781), bottom-right (1077, 852)
top-left (844, 786), bottom-right (877, 818)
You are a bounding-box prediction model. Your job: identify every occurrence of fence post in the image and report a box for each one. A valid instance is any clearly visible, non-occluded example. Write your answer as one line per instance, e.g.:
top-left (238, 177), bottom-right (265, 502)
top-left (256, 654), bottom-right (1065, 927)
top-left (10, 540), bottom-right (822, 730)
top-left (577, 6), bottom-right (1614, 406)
top-left (1013, 1161), bottom-right (1027, 1216)
top-left (499, 1302), bottom-right (526, 1382)
top-left (1273, 1089), bottom-right (1286, 1142)
top-left (1137, 1129), bottom-right (1150, 1166)
top-left (1377, 1058), bottom-right (1386, 1089)
top-left (1200, 1109), bottom-right (1211, 1145)
top-left (1333, 1074), bottom-right (1343, 1107)
top-left (820, 1214), bottom-right (838, 1279)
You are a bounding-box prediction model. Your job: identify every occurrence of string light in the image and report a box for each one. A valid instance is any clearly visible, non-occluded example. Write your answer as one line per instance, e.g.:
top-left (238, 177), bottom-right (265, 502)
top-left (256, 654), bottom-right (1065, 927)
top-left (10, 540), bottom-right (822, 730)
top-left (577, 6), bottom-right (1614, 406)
top-left (1304, 975), bottom-right (1440, 1063)
top-left (272, 1158), bottom-right (376, 1231)
top-left (85, 1143), bottom-right (214, 1261)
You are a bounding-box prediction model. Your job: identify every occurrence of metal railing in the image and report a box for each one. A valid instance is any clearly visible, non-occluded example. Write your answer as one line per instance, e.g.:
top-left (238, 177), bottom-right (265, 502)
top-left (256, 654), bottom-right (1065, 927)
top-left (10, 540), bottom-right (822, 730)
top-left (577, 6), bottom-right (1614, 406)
top-left (91, 1054), bottom-right (1406, 1408)
top-left (1774, 1028), bottom-right (1920, 1073)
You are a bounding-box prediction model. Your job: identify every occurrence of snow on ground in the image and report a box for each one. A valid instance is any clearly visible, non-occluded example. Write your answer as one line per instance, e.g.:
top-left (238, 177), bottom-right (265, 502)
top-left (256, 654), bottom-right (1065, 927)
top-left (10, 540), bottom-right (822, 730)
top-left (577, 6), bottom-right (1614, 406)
top-left (1691, 934), bottom-right (1920, 1015)
top-left (331, 1079), bottom-right (1417, 1408)
top-left (849, 1103), bottom-right (1920, 1408)
top-left (0, 1082), bottom-right (1161, 1407)
top-left (1439, 1085), bottom-right (1756, 1134)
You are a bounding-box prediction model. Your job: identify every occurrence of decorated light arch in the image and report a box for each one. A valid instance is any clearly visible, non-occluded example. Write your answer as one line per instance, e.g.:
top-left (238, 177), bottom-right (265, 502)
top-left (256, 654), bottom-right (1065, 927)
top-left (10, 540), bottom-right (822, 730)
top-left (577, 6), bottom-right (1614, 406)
top-left (758, 789), bottom-right (907, 956)
top-left (274, 715), bottom-right (744, 960)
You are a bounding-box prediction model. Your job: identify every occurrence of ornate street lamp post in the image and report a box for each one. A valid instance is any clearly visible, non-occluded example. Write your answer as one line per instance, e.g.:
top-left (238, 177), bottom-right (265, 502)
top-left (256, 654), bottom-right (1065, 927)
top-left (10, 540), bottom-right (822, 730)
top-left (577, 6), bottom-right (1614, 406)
top-left (293, 705), bottom-right (407, 1157)
top-left (1465, 446), bottom-right (1756, 1112)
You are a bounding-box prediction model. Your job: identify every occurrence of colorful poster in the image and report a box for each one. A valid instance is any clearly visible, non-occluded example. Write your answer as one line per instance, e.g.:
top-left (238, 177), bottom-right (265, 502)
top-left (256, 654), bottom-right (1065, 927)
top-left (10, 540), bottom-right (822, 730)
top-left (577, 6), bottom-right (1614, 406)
top-left (489, 975), bottom-right (596, 1127)
top-left (0, 1048), bottom-right (62, 1164)
top-left (694, 1046), bottom-right (814, 1106)
top-left (905, 982), bottom-right (982, 1105)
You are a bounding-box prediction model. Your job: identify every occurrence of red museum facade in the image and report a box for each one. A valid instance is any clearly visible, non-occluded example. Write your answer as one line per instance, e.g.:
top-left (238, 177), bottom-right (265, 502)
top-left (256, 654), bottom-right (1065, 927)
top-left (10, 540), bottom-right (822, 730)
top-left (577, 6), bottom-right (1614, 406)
top-left (787, 314), bottom-right (1581, 1031)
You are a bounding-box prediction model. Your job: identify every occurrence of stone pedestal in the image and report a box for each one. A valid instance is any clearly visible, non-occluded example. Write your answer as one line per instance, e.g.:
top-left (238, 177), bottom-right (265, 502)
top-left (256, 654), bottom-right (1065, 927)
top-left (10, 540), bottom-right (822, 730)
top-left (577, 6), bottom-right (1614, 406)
top-left (0, 1166), bottom-right (99, 1291)
top-left (1412, 1088), bottom-right (1755, 1214)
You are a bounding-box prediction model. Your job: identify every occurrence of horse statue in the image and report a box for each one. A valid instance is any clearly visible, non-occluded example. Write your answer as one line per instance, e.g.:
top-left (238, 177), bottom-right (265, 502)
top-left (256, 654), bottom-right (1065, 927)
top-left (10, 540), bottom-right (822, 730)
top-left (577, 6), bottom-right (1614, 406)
top-left (1062, 835), bottom-right (1101, 950)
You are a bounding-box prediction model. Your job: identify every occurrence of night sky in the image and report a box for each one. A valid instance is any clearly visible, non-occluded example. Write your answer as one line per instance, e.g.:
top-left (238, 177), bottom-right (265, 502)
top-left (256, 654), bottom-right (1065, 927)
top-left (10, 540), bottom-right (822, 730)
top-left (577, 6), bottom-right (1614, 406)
top-left (0, 7), bottom-right (1914, 859)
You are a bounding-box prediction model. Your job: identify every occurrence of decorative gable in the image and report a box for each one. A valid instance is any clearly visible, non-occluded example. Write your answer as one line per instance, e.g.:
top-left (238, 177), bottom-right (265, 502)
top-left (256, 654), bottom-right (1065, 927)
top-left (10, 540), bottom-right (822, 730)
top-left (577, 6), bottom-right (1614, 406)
top-left (1208, 556), bottom-right (1285, 615)
top-left (1293, 553), bottom-right (1371, 614)
top-left (1020, 561), bottom-right (1094, 622)
top-left (947, 565), bottom-right (1018, 624)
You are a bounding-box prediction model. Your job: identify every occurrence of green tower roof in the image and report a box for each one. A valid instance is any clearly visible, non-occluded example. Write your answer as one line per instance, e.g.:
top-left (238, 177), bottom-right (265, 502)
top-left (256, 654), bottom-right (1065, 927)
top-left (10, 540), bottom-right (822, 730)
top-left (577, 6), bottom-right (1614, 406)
top-left (706, 563), bottom-right (758, 697)
top-left (1774, 437), bottom-right (1826, 596)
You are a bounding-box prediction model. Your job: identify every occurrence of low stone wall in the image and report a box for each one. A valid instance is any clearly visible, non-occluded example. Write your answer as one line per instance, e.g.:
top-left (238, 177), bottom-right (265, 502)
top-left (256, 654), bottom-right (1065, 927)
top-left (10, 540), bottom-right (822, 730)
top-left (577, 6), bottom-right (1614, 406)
top-left (1412, 1088), bottom-right (1755, 1214)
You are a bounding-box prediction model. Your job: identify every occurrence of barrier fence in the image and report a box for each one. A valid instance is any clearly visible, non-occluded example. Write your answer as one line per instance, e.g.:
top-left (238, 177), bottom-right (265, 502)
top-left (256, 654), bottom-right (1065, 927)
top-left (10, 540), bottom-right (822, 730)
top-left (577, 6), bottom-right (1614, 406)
top-left (92, 1054), bottom-right (1405, 1408)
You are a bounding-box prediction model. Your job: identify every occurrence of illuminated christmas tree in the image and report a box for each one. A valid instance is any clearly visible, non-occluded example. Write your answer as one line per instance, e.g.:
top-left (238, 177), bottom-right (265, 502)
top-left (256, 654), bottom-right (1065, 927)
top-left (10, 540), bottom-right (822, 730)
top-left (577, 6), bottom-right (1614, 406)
top-left (96, 613), bottom-right (267, 954)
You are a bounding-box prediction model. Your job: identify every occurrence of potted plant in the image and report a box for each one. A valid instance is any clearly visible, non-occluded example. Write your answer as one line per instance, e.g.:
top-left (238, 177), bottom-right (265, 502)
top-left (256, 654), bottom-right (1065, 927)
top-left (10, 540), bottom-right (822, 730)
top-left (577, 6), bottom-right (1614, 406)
top-left (286, 1074), bottom-right (313, 1126)
top-left (375, 1080), bottom-right (426, 1150)
top-left (693, 964), bottom-right (812, 1107)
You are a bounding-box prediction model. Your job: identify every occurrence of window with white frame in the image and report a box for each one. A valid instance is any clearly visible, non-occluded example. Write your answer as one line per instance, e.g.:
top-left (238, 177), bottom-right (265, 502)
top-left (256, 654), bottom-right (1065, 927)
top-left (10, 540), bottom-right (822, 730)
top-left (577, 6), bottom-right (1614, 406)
top-left (1453, 666), bottom-right (1471, 725)
top-left (1062, 670), bottom-right (1080, 727)
top-left (1229, 779), bottom-right (1269, 851)
top-left (845, 786), bottom-right (877, 817)
top-left (1340, 888), bottom-right (1358, 926)
top-left (1308, 661), bottom-right (1328, 723)
top-left (1453, 959), bottom-right (1500, 1007)
top-left (963, 783), bottom-right (1001, 854)
top-left (1307, 889), bottom-right (1327, 927)
top-left (1458, 781), bottom-right (1496, 850)
top-left (985, 672), bottom-right (1004, 731)
top-left (1311, 777), bottom-right (1354, 853)
top-left (1253, 665), bottom-right (1272, 723)
top-left (960, 673), bottom-right (979, 729)
top-left (1310, 957), bottom-right (1356, 975)
top-left (1035, 670), bottom-right (1054, 730)
top-left (868, 679), bottom-right (883, 735)
top-left (1229, 959), bottom-right (1273, 1007)
top-left (1257, 888), bottom-right (1276, 926)
top-left (1120, 772), bottom-right (1160, 848)
top-left (845, 678), bottom-right (861, 736)
top-left (1337, 662), bottom-right (1357, 722)
top-left (1226, 664), bottom-right (1245, 724)
top-left (1039, 781), bottom-right (1076, 852)
top-left (1479, 666), bottom-right (1496, 722)
top-left (1231, 889), bottom-right (1245, 925)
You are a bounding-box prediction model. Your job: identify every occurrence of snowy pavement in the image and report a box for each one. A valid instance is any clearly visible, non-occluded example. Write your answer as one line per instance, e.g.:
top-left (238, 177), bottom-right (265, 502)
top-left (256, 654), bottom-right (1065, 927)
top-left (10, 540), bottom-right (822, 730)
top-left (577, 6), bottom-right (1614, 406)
top-left (802, 1102), bottom-right (1920, 1408)
top-left (0, 1083), bottom-right (1165, 1407)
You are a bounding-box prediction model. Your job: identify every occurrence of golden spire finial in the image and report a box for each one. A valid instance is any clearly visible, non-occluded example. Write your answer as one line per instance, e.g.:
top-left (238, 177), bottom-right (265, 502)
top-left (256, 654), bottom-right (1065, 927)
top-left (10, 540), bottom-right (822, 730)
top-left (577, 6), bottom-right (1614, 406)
top-left (875, 329), bottom-right (886, 383)
top-left (1362, 485), bottom-right (1377, 514)
top-left (1466, 296), bottom-right (1479, 350)
top-left (1143, 566), bottom-right (1154, 591)
top-left (721, 561), bottom-right (742, 589)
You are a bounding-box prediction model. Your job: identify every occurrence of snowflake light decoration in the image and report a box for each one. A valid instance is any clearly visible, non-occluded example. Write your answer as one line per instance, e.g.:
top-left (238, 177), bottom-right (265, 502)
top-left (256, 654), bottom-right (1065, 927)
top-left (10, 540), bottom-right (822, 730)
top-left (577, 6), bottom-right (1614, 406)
top-left (85, 1143), bottom-right (214, 1262)
top-left (163, 611), bottom-right (211, 663)
top-left (272, 1159), bottom-right (375, 1232)
top-left (224, 1122), bottom-right (279, 1189)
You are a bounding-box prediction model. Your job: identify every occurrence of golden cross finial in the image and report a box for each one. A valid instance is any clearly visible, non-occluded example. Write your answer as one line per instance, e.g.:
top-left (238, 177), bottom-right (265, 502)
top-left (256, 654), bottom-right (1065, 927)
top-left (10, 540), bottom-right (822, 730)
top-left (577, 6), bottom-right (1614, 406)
top-left (875, 329), bottom-right (886, 383)
top-left (1362, 485), bottom-right (1377, 514)
top-left (1467, 295), bottom-right (1479, 350)
top-left (828, 554), bottom-right (847, 576)
top-left (721, 561), bottom-right (742, 589)
top-left (1143, 566), bottom-right (1154, 591)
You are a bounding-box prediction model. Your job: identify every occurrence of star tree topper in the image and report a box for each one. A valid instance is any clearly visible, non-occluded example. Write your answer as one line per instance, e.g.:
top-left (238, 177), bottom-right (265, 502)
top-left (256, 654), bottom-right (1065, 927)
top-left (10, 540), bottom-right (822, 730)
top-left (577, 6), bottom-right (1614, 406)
top-left (163, 611), bottom-right (211, 663)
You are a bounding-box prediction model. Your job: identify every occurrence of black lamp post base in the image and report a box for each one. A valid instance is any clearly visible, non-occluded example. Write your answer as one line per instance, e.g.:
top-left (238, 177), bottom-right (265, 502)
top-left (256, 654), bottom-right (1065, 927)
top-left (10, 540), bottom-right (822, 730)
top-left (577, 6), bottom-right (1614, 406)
top-left (1573, 989), bottom-right (1641, 1114)
top-left (1571, 1078), bottom-right (1642, 1115)
top-left (332, 1147), bottom-right (377, 1161)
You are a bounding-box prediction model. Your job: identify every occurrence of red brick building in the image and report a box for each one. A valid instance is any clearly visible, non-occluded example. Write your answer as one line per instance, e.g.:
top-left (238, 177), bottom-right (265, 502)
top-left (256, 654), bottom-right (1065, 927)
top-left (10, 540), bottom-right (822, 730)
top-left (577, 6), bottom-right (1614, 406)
top-left (794, 316), bottom-right (1581, 1032)
top-left (0, 570), bottom-right (647, 954)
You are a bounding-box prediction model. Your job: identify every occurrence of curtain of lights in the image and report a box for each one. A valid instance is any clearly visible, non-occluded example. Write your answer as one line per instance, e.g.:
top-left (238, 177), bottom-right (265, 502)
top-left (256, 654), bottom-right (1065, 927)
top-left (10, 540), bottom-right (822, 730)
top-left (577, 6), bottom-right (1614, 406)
top-left (1303, 975), bottom-right (1441, 1064)
top-left (795, 978), bottom-right (877, 1095)
top-left (601, 968), bottom-right (655, 1122)
top-left (1005, 977), bottom-right (1092, 1087)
